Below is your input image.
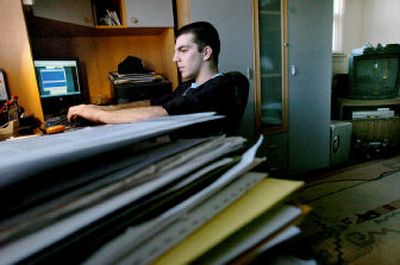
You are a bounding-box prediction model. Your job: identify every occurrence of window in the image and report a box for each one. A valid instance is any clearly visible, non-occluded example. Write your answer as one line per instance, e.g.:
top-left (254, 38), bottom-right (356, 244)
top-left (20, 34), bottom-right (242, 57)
top-left (332, 0), bottom-right (345, 53)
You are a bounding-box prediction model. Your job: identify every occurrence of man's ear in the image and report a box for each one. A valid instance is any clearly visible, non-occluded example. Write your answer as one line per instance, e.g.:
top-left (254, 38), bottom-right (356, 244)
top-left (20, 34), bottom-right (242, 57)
top-left (202, 46), bottom-right (213, 61)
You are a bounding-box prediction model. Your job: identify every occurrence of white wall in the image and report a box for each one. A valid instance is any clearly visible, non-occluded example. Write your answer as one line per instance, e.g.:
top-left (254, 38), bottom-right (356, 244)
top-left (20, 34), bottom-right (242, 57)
top-left (342, 0), bottom-right (400, 55)
top-left (342, 0), bottom-right (363, 55)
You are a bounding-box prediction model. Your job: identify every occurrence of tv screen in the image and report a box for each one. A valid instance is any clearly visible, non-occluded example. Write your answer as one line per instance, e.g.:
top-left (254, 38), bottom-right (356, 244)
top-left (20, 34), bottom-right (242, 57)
top-left (348, 46), bottom-right (400, 100)
top-left (34, 58), bottom-right (85, 117)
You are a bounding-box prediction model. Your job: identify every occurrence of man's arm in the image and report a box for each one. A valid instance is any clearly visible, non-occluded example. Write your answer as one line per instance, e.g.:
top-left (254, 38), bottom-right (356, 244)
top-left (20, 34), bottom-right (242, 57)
top-left (67, 104), bottom-right (168, 124)
top-left (94, 100), bottom-right (151, 110)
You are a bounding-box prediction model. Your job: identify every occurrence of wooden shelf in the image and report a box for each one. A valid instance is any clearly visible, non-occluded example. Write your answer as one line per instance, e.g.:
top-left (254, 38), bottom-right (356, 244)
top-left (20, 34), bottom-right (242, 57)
top-left (337, 97), bottom-right (400, 119)
top-left (352, 117), bottom-right (400, 144)
top-left (29, 17), bottom-right (167, 37)
top-left (92, 0), bottom-right (125, 27)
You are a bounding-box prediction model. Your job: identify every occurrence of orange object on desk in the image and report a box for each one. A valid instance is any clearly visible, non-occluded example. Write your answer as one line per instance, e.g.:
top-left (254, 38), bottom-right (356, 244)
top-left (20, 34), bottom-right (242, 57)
top-left (46, 125), bottom-right (65, 134)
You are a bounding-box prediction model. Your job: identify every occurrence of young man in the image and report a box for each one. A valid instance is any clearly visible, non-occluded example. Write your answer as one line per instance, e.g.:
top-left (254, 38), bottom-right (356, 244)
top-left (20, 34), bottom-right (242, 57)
top-left (67, 21), bottom-right (247, 133)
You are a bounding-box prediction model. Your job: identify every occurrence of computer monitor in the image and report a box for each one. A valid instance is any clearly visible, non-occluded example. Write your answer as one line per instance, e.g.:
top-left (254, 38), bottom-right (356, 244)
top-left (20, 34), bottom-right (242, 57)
top-left (34, 58), bottom-right (85, 117)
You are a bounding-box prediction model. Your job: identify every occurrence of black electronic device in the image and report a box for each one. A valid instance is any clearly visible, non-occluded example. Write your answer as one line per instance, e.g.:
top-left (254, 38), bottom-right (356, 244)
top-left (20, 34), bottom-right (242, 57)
top-left (112, 80), bottom-right (172, 104)
top-left (34, 58), bottom-right (86, 118)
top-left (348, 43), bottom-right (400, 99)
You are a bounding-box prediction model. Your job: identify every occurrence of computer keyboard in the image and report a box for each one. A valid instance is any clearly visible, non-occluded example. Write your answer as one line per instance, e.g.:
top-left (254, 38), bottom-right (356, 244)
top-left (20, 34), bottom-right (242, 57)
top-left (44, 114), bottom-right (98, 130)
top-left (44, 115), bottom-right (69, 128)
top-left (69, 116), bottom-right (97, 127)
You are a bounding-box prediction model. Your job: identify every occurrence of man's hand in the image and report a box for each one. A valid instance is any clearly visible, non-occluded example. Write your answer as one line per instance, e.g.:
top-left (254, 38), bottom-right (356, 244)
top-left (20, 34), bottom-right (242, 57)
top-left (67, 104), bottom-right (105, 123)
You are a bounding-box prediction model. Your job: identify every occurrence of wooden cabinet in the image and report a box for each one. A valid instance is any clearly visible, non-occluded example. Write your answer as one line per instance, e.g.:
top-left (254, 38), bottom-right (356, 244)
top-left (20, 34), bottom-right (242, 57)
top-left (337, 97), bottom-right (400, 146)
top-left (32, 0), bottom-right (94, 27)
top-left (286, 0), bottom-right (332, 175)
top-left (124, 0), bottom-right (174, 27)
top-left (255, 0), bottom-right (333, 176)
top-left (32, 0), bottom-right (174, 28)
top-left (92, 0), bottom-right (126, 27)
top-left (1, 1), bottom-right (178, 123)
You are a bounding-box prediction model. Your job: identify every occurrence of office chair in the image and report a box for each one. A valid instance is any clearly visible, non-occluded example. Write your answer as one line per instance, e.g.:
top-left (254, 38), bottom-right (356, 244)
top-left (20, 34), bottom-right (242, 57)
top-left (223, 71), bottom-right (249, 135)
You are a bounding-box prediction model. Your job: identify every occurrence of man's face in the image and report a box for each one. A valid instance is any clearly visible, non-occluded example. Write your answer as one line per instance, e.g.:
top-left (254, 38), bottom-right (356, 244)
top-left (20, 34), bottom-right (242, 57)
top-left (173, 33), bottom-right (204, 81)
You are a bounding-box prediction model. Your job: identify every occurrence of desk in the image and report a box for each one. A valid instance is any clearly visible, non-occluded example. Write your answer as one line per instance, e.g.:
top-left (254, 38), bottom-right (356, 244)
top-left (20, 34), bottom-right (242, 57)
top-left (337, 97), bottom-right (400, 120)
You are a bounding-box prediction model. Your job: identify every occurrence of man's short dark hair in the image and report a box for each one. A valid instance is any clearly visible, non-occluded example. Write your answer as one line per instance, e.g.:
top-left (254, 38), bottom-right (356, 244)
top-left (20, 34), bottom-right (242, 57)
top-left (177, 21), bottom-right (220, 65)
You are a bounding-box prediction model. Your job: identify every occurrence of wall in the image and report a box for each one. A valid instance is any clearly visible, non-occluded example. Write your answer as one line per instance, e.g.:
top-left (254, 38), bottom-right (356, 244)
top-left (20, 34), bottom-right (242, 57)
top-left (342, 0), bottom-right (400, 55)
top-left (363, 0), bottom-right (400, 46)
top-left (0, 1), bottom-right (44, 121)
top-left (189, 0), bottom-right (256, 142)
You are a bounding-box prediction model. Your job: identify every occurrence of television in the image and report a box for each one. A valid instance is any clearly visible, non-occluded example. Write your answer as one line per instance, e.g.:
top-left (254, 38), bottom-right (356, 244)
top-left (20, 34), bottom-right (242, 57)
top-left (347, 44), bottom-right (400, 99)
top-left (34, 58), bottom-right (85, 117)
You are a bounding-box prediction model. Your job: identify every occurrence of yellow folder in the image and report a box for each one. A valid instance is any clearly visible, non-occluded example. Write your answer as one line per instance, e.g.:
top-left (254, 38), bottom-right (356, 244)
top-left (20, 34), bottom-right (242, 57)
top-left (153, 177), bottom-right (304, 265)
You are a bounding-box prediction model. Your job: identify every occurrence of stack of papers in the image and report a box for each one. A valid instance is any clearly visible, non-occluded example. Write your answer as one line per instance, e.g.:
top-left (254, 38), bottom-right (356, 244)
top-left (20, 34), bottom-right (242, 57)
top-left (109, 71), bottom-right (166, 85)
top-left (0, 113), bottom-right (307, 264)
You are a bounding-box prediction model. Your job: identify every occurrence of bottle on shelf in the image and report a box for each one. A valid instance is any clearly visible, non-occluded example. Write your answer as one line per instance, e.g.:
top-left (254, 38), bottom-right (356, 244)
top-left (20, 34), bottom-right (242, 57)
top-left (7, 95), bottom-right (20, 122)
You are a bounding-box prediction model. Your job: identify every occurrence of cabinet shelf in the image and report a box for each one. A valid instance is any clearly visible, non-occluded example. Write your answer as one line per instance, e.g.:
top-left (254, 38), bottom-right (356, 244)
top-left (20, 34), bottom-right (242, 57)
top-left (92, 0), bottom-right (125, 27)
top-left (95, 25), bottom-right (127, 29)
top-left (28, 17), bottom-right (167, 38)
top-left (261, 73), bottom-right (282, 78)
top-left (337, 97), bottom-right (400, 120)
top-left (260, 11), bottom-right (281, 15)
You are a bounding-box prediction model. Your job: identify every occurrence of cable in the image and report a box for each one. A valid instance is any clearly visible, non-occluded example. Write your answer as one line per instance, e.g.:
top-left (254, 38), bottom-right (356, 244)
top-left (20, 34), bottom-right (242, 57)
top-left (299, 168), bottom-right (400, 203)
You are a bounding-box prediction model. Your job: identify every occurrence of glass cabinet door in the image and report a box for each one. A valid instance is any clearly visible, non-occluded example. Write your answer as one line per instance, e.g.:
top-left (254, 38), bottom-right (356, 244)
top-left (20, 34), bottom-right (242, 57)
top-left (254, 0), bottom-right (288, 134)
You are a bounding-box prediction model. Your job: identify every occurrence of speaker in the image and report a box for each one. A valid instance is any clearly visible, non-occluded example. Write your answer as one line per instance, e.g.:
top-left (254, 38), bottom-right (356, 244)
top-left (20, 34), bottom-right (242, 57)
top-left (330, 121), bottom-right (352, 166)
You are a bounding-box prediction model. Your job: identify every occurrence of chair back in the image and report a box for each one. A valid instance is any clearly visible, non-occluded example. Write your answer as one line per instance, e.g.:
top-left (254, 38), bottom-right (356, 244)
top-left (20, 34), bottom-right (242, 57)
top-left (224, 71), bottom-right (249, 134)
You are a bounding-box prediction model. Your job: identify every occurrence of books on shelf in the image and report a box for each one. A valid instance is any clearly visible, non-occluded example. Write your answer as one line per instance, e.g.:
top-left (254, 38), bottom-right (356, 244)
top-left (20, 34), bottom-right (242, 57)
top-left (99, 9), bottom-right (121, 26)
top-left (106, 9), bottom-right (121, 25)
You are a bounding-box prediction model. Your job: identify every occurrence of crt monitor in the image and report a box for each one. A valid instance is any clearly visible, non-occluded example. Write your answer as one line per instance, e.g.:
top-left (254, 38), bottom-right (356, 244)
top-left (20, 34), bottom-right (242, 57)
top-left (347, 44), bottom-right (400, 99)
top-left (34, 58), bottom-right (85, 117)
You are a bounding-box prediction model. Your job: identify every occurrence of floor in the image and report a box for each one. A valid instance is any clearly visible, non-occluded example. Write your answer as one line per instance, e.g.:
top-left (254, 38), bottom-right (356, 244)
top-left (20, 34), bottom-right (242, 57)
top-left (267, 153), bottom-right (400, 265)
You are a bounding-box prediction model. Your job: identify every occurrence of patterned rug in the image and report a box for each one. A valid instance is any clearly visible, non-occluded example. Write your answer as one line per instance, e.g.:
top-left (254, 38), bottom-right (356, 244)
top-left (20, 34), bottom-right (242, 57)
top-left (291, 155), bottom-right (400, 265)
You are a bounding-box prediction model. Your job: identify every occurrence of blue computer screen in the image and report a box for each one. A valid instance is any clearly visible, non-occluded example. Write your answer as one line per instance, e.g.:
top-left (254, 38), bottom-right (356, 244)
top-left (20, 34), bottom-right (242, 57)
top-left (34, 59), bottom-right (81, 98)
